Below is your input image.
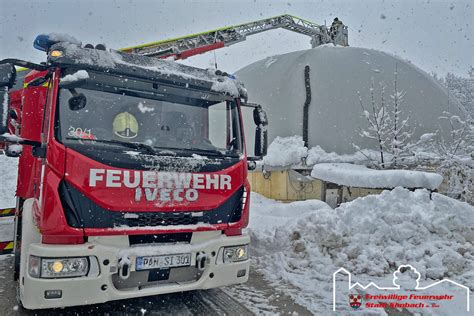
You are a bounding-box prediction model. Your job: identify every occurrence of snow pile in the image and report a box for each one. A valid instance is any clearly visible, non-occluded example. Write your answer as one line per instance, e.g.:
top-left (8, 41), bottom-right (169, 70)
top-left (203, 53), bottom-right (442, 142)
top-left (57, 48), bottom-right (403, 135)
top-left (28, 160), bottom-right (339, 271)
top-left (262, 135), bottom-right (307, 167)
top-left (311, 163), bottom-right (443, 189)
top-left (0, 155), bottom-right (18, 208)
top-left (60, 70), bottom-right (89, 83)
top-left (248, 189), bottom-right (474, 313)
top-left (306, 145), bottom-right (387, 165)
top-left (262, 136), bottom-right (391, 168)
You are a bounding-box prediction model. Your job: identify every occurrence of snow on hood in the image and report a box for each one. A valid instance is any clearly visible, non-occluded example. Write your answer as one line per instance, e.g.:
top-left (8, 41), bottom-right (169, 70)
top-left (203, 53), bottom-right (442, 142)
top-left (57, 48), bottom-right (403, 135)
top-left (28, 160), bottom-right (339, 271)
top-left (311, 163), bottom-right (443, 190)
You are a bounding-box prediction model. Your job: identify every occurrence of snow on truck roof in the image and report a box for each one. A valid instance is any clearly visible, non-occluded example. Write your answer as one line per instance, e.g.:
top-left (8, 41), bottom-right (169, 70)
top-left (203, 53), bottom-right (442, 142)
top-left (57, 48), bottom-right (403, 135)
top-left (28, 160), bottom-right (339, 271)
top-left (46, 41), bottom-right (247, 99)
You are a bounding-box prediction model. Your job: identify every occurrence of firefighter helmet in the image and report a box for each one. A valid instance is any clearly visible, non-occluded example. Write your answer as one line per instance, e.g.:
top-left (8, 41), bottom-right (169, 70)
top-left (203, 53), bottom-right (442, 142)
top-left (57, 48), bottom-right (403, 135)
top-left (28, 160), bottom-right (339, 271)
top-left (113, 112), bottom-right (139, 139)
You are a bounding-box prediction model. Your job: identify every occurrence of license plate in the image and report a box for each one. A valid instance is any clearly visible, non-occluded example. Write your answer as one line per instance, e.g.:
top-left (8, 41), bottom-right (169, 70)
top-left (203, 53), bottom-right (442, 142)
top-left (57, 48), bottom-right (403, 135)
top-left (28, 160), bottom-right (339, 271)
top-left (136, 253), bottom-right (191, 271)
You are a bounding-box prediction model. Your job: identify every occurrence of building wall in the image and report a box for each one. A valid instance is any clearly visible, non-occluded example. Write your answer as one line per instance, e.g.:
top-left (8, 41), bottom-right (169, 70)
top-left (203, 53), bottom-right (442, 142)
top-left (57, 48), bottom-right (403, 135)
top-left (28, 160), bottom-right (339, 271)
top-left (248, 170), bottom-right (323, 202)
top-left (248, 170), bottom-right (384, 206)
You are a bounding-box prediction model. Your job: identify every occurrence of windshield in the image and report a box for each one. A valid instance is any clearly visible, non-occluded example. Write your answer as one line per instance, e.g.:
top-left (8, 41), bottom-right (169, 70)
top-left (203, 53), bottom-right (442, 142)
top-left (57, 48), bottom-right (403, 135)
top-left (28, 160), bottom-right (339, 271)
top-left (57, 88), bottom-right (243, 157)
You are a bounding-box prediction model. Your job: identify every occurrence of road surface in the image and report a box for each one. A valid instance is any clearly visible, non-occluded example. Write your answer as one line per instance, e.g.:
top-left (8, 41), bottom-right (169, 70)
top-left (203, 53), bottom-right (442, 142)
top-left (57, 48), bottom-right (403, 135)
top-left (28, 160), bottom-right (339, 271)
top-left (0, 254), bottom-right (312, 315)
top-left (0, 210), bottom-right (314, 315)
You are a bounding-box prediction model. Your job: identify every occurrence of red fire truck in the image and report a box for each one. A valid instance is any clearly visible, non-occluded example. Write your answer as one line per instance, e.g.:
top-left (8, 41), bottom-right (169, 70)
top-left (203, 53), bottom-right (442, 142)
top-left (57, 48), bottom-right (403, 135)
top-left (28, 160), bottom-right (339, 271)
top-left (0, 35), bottom-right (267, 309)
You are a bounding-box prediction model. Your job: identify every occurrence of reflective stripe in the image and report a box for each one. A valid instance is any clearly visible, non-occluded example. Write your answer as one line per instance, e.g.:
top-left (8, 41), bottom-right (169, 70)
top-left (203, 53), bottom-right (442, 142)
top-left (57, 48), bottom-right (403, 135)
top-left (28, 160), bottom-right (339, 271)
top-left (0, 208), bottom-right (15, 217)
top-left (23, 81), bottom-right (49, 88)
top-left (0, 241), bottom-right (14, 254)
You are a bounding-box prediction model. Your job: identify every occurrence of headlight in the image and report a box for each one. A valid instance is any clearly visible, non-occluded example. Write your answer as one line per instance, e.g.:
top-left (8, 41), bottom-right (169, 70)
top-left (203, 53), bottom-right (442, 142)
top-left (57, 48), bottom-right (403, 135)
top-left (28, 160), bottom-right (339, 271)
top-left (223, 245), bottom-right (248, 263)
top-left (29, 256), bottom-right (89, 278)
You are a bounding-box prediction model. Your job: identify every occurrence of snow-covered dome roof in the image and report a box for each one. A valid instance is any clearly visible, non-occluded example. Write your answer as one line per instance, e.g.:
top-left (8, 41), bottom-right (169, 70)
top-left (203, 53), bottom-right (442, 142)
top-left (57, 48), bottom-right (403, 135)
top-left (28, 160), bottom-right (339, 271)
top-left (237, 45), bottom-right (464, 154)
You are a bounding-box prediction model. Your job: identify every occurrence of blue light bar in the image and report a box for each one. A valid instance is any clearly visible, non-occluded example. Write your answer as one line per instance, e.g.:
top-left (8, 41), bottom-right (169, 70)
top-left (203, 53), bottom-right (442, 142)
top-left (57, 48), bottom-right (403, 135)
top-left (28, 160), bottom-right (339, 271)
top-left (33, 34), bottom-right (58, 52)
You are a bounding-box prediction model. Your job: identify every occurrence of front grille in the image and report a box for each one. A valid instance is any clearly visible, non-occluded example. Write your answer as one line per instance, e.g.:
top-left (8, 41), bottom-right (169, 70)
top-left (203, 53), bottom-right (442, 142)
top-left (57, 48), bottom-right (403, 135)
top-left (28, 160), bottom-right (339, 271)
top-left (112, 212), bottom-right (209, 227)
top-left (59, 181), bottom-right (244, 229)
top-left (129, 233), bottom-right (192, 245)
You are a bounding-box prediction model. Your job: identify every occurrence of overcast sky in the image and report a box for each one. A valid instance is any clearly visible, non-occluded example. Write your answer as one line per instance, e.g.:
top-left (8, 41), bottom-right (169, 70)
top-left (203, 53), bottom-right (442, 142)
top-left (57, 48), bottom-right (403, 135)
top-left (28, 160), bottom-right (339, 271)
top-left (0, 0), bottom-right (472, 77)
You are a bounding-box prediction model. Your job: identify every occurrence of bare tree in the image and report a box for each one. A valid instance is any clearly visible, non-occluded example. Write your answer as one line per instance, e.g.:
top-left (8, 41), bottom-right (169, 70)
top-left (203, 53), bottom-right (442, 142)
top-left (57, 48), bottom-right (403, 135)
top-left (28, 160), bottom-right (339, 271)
top-left (389, 63), bottom-right (413, 167)
top-left (356, 80), bottom-right (390, 167)
top-left (424, 113), bottom-right (474, 203)
top-left (356, 65), bottom-right (414, 169)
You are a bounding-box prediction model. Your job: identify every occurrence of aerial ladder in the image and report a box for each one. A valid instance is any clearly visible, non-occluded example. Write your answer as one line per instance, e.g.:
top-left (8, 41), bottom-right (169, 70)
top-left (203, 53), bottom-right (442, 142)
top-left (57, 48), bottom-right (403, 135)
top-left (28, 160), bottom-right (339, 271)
top-left (120, 14), bottom-right (348, 60)
top-left (8, 14), bottom-right (347, 92)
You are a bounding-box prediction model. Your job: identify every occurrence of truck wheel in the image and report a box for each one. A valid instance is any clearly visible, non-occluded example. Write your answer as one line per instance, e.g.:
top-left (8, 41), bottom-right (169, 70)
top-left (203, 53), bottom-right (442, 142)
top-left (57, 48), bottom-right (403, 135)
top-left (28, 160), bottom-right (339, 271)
top-left (13, 231), bottom-right (21, 280)
top-left (15, 279), bottom-right (24, 309)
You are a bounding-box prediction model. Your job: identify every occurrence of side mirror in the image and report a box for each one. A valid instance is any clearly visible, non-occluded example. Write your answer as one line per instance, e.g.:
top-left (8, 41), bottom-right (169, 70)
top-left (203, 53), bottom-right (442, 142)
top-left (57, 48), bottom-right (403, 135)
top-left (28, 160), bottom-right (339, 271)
top-left (253, 105), bottom-right (268, 157)
top-left (0, 63), bottom-right (16, 89)
top-left (240, 102), bottom-right (269, 158)
top-left (68, 92), bottom-right (87, 111)
top-left (253, 105), bottom-right (268, 127)
top-left (254, 125), bottom-right (268, 157)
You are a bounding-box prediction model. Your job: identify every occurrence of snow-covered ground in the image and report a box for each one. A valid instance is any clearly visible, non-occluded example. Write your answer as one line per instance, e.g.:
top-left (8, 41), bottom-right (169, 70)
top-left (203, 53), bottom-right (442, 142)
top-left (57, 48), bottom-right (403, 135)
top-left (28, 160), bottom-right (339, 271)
top-left (0, 153), bottom-right (472, 314)
top-left (0, 155), bottom-right (16, 243)
top-left (247, 189), bottom-right (474, 314)
top-left (0, 155), bottom-right (17, 210)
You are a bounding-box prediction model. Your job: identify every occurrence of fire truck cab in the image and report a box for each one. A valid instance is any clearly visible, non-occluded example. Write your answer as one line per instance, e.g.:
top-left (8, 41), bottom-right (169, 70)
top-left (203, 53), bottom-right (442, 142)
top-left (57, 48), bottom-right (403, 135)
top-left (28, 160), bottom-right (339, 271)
top-left (0, 35), bottom-right (267, 309)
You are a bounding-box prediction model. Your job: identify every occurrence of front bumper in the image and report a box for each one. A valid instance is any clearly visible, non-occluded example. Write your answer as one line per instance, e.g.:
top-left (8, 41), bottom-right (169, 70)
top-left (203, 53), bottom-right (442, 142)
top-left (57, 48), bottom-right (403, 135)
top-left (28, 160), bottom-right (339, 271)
top-left (20, 231), bottom-right (250, 310)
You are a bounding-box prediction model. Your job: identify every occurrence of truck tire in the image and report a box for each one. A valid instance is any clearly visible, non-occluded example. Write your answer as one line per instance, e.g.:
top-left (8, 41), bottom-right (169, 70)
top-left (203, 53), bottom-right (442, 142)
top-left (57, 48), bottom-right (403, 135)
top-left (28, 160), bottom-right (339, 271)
top-left (13, 198), bottom-right (23, 281)
top-left (13, 219), bottom-right (21, 281)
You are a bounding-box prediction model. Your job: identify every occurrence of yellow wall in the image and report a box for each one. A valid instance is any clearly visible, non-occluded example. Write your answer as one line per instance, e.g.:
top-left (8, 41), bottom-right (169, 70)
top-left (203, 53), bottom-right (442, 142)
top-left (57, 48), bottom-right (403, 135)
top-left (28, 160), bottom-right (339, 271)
top-left (248, 170), bottom-right (323, 202)
top-left (248, 170), bottom-right (383, 203)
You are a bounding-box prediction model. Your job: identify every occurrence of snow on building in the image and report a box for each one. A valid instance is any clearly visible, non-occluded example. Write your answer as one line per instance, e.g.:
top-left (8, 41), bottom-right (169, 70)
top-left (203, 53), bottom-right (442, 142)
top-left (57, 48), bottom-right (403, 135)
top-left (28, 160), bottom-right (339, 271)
top-left (248, 136), bottom-right (444, 207)
top-left (311, 163), bottom-right (443, 207)
top-left (237, 45), bottom-right (465, 155)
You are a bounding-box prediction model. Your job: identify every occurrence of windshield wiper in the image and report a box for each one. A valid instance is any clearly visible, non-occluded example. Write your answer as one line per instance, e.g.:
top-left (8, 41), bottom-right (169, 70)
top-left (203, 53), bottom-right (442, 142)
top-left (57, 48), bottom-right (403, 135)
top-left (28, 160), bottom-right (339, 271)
top-left (66, 138), bottom-right (156, 155)
top-left (187, 147), bottom-right (226, 157)
top-left (151, 145), bottom-right (227, 157)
